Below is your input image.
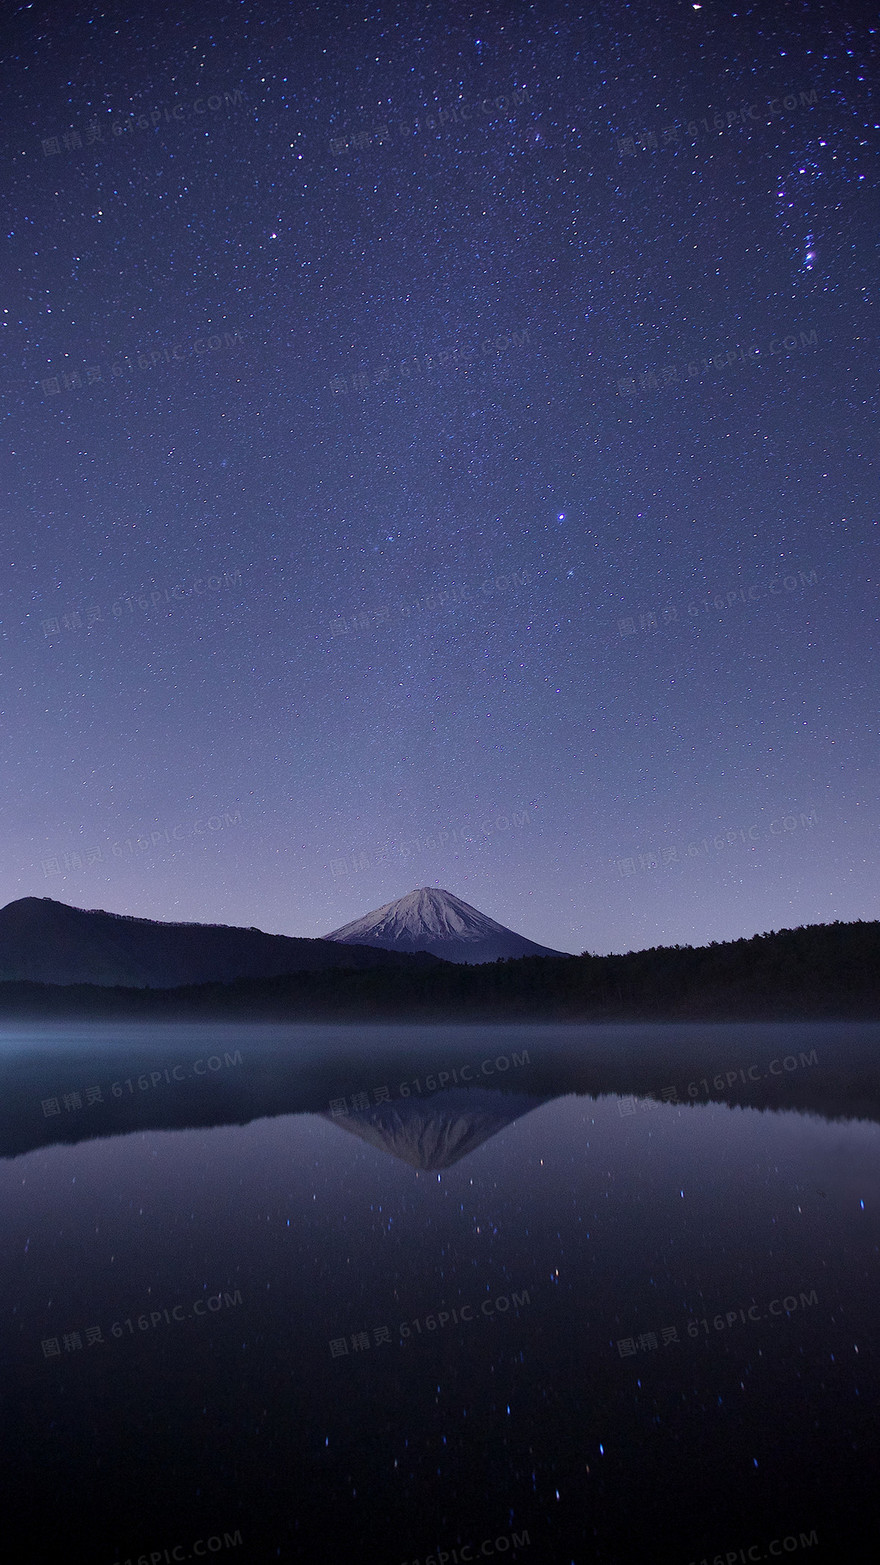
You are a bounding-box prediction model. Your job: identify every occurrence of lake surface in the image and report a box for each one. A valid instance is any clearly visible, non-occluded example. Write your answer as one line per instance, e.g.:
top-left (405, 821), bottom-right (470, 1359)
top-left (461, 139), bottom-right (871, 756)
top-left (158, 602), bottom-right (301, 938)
top-left (2, 1023), bottom-right (878, 1563)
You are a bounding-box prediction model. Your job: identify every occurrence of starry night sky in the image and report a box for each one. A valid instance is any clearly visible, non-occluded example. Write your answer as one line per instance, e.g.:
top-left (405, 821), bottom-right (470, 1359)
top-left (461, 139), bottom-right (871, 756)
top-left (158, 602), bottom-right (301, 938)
top-left (1, 0), bottom-right (877, 956)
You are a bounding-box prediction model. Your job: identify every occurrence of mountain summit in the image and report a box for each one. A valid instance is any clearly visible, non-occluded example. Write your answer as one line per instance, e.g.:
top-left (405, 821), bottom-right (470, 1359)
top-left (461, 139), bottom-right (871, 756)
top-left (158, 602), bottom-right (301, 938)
top-left (325, 886), bottom-right (567, 964)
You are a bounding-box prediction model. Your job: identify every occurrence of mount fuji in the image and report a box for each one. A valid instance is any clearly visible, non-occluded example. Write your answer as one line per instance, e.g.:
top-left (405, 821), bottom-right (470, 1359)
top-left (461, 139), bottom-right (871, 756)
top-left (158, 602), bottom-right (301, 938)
top-left (324, 886), bottom-right (568, 964)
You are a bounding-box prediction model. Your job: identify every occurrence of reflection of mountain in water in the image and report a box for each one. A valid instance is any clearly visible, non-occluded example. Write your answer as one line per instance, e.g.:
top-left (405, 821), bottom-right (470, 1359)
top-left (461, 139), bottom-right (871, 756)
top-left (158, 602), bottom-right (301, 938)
top-left (2, 1022), bottom-right (879, 1162)
top-left (320, 1087), bottom-right (550, 1169)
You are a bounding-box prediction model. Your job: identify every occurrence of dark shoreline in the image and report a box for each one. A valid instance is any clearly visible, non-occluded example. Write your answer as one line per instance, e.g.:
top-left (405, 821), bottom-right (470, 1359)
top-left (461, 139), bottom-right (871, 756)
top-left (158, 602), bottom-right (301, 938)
top-left (1, 918), bottom-right (878, 1023)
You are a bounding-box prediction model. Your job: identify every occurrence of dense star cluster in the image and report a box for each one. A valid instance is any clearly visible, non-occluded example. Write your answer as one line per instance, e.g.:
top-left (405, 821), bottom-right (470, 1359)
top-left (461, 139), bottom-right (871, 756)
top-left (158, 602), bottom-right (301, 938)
top-left (1, 0), bottom-right (876, 954)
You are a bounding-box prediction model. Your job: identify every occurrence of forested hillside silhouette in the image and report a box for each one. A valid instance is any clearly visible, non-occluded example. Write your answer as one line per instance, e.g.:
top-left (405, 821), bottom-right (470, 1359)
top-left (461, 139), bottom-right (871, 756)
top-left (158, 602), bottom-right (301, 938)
top-left (1, 919), bottom-right (877, 1020)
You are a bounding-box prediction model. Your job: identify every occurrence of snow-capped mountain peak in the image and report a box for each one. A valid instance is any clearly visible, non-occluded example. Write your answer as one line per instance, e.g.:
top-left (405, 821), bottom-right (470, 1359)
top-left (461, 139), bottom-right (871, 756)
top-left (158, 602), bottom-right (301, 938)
top-left (324, 887), bottom-right (567, 964)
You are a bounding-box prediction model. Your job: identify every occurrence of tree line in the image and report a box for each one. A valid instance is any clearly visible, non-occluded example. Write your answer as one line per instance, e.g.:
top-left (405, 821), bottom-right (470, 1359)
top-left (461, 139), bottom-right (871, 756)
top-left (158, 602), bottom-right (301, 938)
top-left (1, 918), bottom-right (878, 1020)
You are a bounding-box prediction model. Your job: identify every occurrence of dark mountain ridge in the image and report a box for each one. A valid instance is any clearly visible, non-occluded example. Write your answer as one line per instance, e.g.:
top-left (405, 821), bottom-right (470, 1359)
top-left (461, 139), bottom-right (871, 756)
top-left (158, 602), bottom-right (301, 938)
top-left (0, 896), bottom-right (442, 988)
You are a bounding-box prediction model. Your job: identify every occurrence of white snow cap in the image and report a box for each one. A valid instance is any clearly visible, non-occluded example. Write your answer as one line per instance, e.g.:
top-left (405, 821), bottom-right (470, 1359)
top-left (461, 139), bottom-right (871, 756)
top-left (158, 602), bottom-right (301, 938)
top-left (325, 887), bottom-right (567, 964)
top-left (328, 887), bottom-right (508, 943)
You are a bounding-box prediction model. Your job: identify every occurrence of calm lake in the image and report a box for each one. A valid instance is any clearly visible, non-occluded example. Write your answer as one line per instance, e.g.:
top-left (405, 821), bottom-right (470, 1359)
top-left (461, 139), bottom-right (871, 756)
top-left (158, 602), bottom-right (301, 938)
top-left (2, 1022), bottom-right (878, 1563)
